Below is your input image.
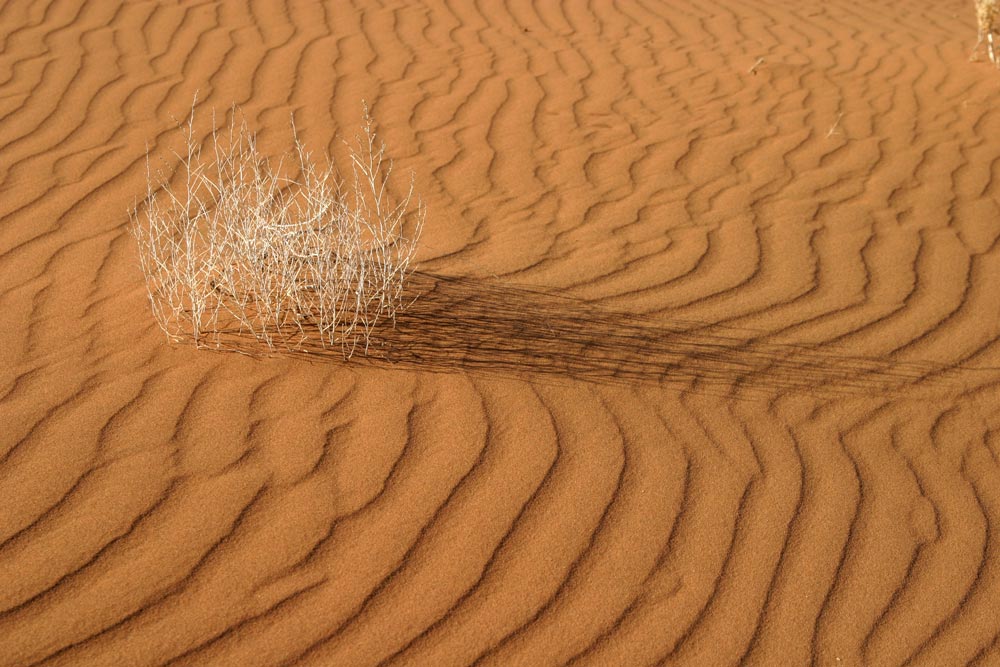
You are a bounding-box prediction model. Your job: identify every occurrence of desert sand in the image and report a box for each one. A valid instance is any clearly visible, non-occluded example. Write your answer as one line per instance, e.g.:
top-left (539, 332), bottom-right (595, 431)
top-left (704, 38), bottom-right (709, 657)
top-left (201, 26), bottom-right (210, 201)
top-left (3, 0), bottom-right (1000, 665)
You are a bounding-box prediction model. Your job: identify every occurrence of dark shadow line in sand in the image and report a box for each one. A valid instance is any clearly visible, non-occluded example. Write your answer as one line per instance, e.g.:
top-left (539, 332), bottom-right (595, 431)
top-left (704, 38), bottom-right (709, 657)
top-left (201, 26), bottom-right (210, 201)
top-left (211, 272), bottom-right (976, 396)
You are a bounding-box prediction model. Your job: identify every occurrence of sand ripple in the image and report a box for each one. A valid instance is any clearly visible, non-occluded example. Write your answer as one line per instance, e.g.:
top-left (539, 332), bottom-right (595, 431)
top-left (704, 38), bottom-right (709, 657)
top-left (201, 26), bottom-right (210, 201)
top-left (3, 0), bottom-right (1000, 665)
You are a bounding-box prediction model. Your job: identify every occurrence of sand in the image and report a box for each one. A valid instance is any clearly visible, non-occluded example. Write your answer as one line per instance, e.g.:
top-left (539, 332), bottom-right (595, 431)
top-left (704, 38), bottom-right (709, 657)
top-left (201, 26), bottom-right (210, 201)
top-left (2, 0), bottom-right (1000, 665)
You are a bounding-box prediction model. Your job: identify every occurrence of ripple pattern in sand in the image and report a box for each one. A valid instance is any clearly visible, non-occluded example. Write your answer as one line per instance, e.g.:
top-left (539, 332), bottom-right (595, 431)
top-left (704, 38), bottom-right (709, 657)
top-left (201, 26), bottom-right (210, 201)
top-left (3, 1), bottom-right (1000, 666)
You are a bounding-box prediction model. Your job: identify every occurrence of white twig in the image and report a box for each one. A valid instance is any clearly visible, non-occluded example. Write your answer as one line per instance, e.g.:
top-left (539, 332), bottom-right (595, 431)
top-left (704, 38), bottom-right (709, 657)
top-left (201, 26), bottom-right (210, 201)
top-left (129, 99), bottom-right (425, 357)
top-left (826, 112), bottom-right (844, 138)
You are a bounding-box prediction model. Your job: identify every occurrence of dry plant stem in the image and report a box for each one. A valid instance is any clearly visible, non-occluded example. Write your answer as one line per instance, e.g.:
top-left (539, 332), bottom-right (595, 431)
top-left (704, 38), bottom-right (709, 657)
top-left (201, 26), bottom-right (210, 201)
top-left (826, 112), bottom-right (843, 138)
top-left (972, 0), bottom-right (1000, 66)
top-left (130, 100), bottom-right (425, 357)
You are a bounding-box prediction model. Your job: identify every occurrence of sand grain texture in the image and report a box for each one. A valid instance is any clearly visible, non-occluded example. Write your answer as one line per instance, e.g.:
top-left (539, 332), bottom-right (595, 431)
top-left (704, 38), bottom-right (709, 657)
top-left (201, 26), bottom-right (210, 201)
top-left (3, 0), bottom-right (1000, 665)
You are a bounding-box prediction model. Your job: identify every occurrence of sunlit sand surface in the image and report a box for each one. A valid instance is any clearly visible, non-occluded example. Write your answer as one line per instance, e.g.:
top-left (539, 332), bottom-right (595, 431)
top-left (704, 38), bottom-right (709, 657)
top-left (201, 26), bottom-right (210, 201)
top-left (3, 1), bottom-right (1000, 665)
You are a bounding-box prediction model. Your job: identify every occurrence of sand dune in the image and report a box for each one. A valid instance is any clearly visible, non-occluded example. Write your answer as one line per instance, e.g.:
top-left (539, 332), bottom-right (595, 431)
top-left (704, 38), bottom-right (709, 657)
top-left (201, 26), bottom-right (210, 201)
top-left (3, 0), bottom-right (1000, 665)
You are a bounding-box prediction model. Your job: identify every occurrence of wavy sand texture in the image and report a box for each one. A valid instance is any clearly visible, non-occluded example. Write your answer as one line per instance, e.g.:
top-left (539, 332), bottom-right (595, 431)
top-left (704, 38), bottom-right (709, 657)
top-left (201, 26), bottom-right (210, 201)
top-left (3, 0), bottom-right (1000, 665)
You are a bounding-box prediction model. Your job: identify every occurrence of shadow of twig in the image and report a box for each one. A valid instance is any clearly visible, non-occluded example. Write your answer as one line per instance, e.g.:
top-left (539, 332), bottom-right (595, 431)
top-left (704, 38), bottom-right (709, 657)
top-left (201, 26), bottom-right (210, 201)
top-left (209, 272), bottom-right (969, 396)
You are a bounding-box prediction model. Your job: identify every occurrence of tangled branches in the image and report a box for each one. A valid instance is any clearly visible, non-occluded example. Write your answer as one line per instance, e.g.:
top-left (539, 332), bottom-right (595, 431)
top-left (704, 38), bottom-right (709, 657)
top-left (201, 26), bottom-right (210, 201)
top-left (130, 100), bottom-right (425, 358)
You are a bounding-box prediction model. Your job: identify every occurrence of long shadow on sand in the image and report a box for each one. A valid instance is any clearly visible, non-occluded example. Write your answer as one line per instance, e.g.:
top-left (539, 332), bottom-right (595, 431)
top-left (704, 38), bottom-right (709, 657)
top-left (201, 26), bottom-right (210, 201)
top-left (214, 272), bottom-right (970, 396)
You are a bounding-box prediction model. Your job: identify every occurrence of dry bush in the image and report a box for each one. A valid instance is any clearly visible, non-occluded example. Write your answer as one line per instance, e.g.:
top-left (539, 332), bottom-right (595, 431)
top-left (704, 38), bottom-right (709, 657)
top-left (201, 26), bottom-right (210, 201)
top-left (972, 0), bottom-right (1000, 65)
top-left (130, 100), bottom-right (425, 357)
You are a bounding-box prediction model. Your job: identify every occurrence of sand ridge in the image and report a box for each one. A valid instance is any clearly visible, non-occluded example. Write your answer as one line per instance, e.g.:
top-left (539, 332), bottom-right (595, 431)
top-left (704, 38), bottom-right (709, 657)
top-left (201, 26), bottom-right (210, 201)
top-left (3, 0), bottom-right (1000, 665)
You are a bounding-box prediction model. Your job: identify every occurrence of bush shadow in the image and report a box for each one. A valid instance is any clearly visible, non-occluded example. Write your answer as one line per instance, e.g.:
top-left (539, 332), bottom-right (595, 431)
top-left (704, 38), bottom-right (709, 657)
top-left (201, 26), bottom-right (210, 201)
top-left (219, 272), bottom-right (963, 397)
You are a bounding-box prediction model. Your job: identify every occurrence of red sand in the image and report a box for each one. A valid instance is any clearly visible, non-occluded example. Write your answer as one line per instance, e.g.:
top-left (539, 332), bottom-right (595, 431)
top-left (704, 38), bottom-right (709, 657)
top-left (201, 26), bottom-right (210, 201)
top-left (3, 1), bottom-right (1000, 665)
